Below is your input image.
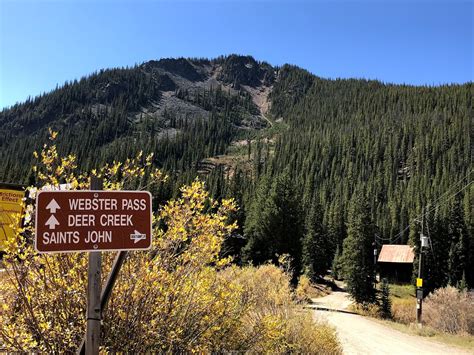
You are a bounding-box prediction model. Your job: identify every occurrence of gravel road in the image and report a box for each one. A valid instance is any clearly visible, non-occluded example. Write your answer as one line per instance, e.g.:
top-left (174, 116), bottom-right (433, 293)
top-left (312, 288), bottom-right (472, 355)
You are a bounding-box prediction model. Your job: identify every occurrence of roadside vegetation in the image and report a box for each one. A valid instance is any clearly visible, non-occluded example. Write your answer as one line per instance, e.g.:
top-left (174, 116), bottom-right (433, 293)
top-left (0, 134), bottom-right (340, 353)
top-left (345, 281), bottom-right (474, 350)
top-left (389, 283), bottom-right (416, 324)
top-left (424, 286), bottom-right (473, 335)
top-left (382, 285), bottom-right (474, 350)
top-left (388, 283), bottom-right (474, 336)
top-left (326, 184), bottom-right (473, 349)
top-left (1, 55), bottom-right (472, 352)
top-left (295, 274), bottom-right (333, 303)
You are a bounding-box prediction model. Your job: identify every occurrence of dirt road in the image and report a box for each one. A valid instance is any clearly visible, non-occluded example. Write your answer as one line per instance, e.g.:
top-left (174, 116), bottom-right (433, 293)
top-left (311, 287), bottom-right (471, 355)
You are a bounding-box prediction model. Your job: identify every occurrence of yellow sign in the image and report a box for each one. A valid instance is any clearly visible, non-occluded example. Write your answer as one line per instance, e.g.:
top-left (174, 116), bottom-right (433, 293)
top-left (0, 188), bottom-right (25, 251)
top-left (416, 278), bottom-right (423, 287)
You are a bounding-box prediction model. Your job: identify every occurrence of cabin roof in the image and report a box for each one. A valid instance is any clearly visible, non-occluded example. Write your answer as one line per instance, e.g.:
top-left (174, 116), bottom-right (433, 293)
top-left (378, 244), bottom-right (415, 263)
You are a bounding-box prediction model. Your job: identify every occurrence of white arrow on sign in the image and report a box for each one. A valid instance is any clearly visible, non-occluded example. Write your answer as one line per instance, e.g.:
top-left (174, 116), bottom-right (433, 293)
top-left (45, 215), bottom-right (60, 230)
top-left (130, 230), bottom-right (146, 243)
top-left (46, 199), bottom-right (61, 213)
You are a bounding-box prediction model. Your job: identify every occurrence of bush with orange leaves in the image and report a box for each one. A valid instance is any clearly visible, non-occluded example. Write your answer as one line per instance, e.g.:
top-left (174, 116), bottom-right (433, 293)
top-left (0, 131), bottom-right (340, 353)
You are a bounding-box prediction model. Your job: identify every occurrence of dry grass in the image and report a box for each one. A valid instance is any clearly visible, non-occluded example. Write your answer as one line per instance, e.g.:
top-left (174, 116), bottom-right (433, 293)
top-left (391, 298), bottom-right (416, 324)
top-left (389, 285), bottom-right (474, 336)
top-left (221, 265), bottom-right (342, 354)
top-left (349, 283), bottom-right (415, 322)
top-left (351, 283), bottom-right (474, 350)
top-left (385, 284), bottom-right (474, 350)
top-left (346, 283), bottom-right (417, 322)
top-left (385, 283), bottom-right (417, 324)
top-left (349, 302), bottom-right (382, 318)
top-left (286, 313), bottom-right (342, 355)
top-left (379, 319), bottom-right (474, 351)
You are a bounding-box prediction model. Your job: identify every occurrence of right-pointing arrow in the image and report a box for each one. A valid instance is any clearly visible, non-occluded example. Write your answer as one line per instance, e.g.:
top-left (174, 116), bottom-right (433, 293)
top-left (130, 230), bottom-right (146, 243)
top-left (45, 215), bottom-right (60, 230)
top-left (46, 199), bottom-right (61, 213)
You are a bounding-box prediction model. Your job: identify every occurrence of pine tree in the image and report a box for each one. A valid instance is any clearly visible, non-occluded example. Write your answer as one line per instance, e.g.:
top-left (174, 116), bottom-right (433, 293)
top-left (243, 171), bottom-right (303, 282)
top-left (421, 210), bottom-right (450, 293)
top-left (341, 192), bottom-right (376, 304)
top-left (464, 185), bottom-right (474, 287)
top-left (380, 278), bottom-right (392, 319)
top-left (220, 169), bottom-right (247, 262)
top-left (331, 245), bottom-right (342, 280)
top-left (446, 198), bottom-right (470, 286)
top-left (457, 271), bottom-right (468, 291)
top-left (302, 200), bottom-right (329, 281)
top-left (242, 175), bottom-right (272, 264)
top-left (1, 56), bottom-right (471, 292)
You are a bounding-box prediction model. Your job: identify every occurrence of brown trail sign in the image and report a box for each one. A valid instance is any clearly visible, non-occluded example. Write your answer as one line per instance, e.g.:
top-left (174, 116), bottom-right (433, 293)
top-left (35, 187), bottom-right (153, 354)
top-left (35, 190), bottom-right (152, 253)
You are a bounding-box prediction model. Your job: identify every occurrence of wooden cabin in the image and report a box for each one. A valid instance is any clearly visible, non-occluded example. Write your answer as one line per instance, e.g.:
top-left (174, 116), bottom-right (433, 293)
top-left (377, 245), bottom-right (415, 283)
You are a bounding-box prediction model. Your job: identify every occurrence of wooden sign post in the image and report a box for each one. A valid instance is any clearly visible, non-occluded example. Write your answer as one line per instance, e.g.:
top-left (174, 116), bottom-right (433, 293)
top-left (35, 180), bottom-right (153, 354)
top-left (86, 176), bottom-right (102, 355)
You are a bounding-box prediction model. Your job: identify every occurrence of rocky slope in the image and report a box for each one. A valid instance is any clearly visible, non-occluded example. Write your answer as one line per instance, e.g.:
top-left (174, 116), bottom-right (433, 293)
top-left (0, 55), bottom-right (278, 181)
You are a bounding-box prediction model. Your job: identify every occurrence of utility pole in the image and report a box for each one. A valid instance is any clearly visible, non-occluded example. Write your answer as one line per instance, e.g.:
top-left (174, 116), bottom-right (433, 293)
top-left (416, 211), bottom-right (428, 326)
top-left (416, 242), bottom-right (424, 325)
top-left (86, 176), bottom-right (103, 355)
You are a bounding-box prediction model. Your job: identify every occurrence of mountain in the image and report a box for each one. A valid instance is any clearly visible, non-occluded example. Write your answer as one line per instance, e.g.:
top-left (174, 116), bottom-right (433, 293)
top-left (0, 55), bottom-right (275, 182)
top-left (1, 55), bottom-right (472, 287)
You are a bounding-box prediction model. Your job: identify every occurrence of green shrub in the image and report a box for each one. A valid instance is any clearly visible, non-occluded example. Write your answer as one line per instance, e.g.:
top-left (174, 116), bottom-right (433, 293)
top-left (380, 279), bottom-right (392, 319)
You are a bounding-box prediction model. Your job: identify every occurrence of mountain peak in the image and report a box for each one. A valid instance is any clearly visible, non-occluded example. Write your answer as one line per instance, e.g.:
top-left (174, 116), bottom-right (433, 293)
top-left (142, 57), bottom-right (206, 82)
top-left (216, 54), bottom-right (275, 88)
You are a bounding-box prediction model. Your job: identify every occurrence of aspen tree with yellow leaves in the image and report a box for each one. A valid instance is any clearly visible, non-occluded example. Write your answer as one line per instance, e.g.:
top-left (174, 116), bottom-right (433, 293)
top-left (0, 131), bottom-right (340, 353)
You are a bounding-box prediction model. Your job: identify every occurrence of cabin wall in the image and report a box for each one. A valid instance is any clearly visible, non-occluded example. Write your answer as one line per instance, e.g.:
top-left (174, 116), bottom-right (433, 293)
top-left (378, 262), bottom-right (413, 283)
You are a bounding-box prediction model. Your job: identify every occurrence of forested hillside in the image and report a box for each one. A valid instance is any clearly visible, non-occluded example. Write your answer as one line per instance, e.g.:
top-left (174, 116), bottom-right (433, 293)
top-left (1, 55), bottom-right (472, 290)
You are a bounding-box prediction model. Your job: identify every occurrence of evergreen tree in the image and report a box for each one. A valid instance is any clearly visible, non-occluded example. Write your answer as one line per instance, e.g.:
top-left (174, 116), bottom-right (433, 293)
top-left (446, 198), bottom-right (470, 286)
top-left (1, 55), bottom-right (471, 289)
top-left (380, 278), bottom-right (392, 319)
top-left (331, 245), bottom-right (342, 280)
top-left (243, 171), bottom-right (303, 281)
top-left (302, 200), bottom-right (329, 281)
top-left (327, 200), bottom-right (346, 251)
top-left (464, 185), bottom-right (474, 287)
top-left (220, 169), bottom-right (247, 262)
top-left (242, 175), bottom-right (272, 264)
top-left (421, 210), bottom-right (450, 293)
top-left (341, 193), bottom-right (376, 303)
top-left (458, 271), bottom-right (468, 291)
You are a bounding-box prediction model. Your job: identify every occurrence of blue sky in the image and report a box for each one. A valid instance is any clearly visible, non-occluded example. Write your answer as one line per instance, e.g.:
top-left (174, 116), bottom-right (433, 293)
top-left (0, 0), bottom-right (472, 109)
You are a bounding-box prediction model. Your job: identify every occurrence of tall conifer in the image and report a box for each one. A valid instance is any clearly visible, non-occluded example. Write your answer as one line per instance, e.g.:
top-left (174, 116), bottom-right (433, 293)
top-left (302, 200), bottom-right (329, 281)
top-left (341, 192), bottom-right (376, 303)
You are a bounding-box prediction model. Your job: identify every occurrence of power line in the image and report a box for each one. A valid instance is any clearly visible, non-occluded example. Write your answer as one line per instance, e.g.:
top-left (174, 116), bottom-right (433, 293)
top-left (416, 169), bottom-right (472, 221)
top-left (422, 169), bottom-right (472, 211)
top-left (376, 170), bottom-right (473, 244)
top-left (415, 178), bottom-right (473, 223)
top-left (426, 216), bottom-right (435, 257)
top-left (376, 225), bottom-right (409, 243)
